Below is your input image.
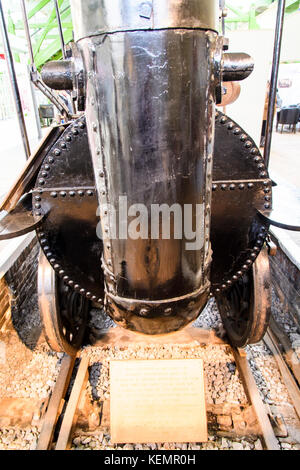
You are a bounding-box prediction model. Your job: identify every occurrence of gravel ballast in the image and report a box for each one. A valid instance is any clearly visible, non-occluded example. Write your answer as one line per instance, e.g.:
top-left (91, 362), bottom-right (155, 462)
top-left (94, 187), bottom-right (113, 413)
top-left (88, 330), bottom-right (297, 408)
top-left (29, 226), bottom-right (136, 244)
top-left (0, 295), bottom-right (299, 450)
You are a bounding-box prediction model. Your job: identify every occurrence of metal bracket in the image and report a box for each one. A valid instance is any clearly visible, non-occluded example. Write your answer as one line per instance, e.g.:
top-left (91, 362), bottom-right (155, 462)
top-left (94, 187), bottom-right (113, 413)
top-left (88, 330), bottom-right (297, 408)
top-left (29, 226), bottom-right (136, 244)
top-left (30, 67), bottom-right (72, 117)
top-left (0, 193), bottom-right (45, 241)
top-left (266, 236), bottom-right (278, 257)
top-left (257, 184), bottom-right (300, 232)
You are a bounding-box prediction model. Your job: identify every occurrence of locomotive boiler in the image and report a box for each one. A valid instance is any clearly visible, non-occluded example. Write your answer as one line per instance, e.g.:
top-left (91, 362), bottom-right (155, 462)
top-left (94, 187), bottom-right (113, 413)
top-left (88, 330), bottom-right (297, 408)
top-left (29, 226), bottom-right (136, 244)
top-left (1, 0), bottom-right (298, 355)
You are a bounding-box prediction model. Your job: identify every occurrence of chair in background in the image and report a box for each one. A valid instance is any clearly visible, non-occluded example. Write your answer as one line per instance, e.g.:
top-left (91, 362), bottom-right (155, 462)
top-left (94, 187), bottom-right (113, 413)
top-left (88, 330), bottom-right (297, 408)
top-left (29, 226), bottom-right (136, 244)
top-left (276, 107), bottom-right (300, 133)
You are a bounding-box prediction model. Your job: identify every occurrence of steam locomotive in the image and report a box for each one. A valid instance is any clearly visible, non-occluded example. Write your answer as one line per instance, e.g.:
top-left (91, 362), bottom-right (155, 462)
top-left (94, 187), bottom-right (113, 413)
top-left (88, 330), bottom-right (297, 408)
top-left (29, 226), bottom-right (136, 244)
top-left (1, 0), bottom-right (297, 355)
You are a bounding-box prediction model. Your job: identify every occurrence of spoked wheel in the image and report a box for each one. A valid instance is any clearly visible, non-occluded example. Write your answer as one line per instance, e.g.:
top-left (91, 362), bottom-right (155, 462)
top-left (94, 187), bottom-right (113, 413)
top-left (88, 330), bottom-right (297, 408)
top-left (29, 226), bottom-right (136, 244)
top-left (216, 247), bottom-right (271, 348)
top-left (38, 251), bottom-right (89, 355)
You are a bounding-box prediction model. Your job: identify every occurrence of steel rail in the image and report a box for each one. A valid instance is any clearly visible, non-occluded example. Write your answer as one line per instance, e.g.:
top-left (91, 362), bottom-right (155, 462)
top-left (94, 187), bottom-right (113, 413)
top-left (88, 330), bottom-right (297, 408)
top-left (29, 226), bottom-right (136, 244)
top-left (264, 328), bottom-right (300, 420)
top-left (5, 325), bottom-right (300, 450)
top-left (232, 347), bottom-right (280, 450)
top-left (35, 332), bottom-right (282, 451)
top-left (269, 316), bottom-right (300, 386)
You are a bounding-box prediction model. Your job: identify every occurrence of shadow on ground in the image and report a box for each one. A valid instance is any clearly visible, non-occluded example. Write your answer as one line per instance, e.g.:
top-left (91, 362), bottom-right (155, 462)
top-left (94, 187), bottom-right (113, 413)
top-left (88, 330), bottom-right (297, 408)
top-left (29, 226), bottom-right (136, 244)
top-left (10, 293), bottom-right (42, 351)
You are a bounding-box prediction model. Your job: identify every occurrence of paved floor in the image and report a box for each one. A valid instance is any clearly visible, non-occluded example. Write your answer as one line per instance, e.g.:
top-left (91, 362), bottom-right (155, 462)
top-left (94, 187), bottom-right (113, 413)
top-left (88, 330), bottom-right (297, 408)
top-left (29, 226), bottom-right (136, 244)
top-left (269, 130), bottom-right (300, 189)
top-left (267, 128), bottom-right (300, 256)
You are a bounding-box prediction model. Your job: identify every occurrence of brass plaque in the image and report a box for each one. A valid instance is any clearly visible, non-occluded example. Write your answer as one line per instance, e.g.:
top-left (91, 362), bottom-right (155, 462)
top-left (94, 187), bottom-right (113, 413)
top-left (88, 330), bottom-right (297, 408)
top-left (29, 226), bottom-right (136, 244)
top-left (110, 359), bottom-right (207, 444)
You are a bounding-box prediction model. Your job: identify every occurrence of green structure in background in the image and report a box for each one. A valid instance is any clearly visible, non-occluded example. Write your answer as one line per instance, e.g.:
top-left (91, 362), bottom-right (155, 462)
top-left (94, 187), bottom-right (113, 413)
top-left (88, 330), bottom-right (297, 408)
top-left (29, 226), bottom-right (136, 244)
top-left (3, 0), bottom-right (300, 69)
top-left (225, 0), bottom-right (300, 31)
top-left (6, 0), bottom-right (72, 69)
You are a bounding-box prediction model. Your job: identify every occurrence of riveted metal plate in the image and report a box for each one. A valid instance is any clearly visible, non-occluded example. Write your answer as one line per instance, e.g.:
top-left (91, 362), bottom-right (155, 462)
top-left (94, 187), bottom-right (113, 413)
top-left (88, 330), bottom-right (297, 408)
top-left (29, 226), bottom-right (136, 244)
top-left (211, 111), bottom-right (272, 294)
top-left (33, 117), bottom-right (103, 303)
top-left (33, 112), bottom-right (271, 304)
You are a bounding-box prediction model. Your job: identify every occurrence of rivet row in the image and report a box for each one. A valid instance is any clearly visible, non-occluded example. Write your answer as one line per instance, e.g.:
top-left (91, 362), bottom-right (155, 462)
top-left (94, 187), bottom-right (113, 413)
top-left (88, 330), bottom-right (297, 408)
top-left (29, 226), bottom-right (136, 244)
top-left (217, 112), bottom-right (268, 179)
top-left (213, 228), bottom-right (267, 294)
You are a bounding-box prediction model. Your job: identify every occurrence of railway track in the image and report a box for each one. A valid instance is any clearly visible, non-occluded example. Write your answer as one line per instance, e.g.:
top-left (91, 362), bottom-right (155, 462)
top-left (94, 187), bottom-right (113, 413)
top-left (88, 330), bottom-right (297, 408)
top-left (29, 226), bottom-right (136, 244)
top-left (33, 320), bottom-right (300, 451)
top-left (36, 355), bottom-right (89, 450)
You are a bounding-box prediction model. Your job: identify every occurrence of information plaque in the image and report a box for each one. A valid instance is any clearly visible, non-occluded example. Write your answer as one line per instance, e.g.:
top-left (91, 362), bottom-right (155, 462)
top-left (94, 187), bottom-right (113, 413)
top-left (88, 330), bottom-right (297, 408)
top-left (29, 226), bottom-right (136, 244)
top-left (110, 359), bottom-right (207, 444)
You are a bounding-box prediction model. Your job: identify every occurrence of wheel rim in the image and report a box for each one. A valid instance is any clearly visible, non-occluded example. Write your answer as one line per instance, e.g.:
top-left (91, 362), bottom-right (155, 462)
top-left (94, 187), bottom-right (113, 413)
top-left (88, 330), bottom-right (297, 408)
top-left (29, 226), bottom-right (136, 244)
top-left (216, 247), bottom-right (271, 348)
top-left (38, 251), bottom-right (89, 355)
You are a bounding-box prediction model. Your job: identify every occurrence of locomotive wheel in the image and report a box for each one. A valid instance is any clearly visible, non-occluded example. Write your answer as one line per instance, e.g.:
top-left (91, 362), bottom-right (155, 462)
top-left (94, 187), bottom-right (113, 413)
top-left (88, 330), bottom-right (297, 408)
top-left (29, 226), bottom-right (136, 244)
top-left (216, 247), bottom-right (271, 348)
top-left (38, 251), bottom-right (89, 355)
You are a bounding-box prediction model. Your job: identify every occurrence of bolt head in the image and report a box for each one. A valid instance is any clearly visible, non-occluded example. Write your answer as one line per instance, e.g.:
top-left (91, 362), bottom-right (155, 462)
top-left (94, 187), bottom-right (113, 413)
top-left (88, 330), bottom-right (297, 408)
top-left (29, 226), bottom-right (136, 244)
top-left (139, 2), bottom-right (153, 19)
top-left (140, 308), bottom-right (149, 317)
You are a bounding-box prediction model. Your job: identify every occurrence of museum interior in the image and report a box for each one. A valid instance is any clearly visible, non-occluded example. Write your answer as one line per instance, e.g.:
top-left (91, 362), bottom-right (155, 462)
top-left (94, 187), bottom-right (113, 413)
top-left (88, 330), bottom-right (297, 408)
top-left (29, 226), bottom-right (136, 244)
top-left (0, 0), bottom-right (299, 453)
